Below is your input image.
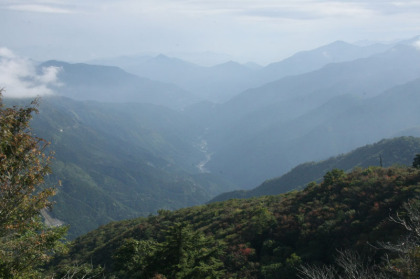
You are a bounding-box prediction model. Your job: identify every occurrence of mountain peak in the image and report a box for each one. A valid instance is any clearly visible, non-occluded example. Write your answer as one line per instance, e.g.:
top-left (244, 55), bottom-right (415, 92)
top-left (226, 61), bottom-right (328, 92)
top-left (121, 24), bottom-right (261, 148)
top-left (396, 35), bottom-right (420, 46)
top-left (152, 54), bottom-right (199, 67)
top-left (211, 60), bottom-right (245, 70)
top-left (215, 60), bottom-right (240, 67)
top-left (330, 40), bottom-right (351, 46)
top-left (155, 53), bottom-right (171, 60)
top-left (322, 40), bottom-right (357, 51)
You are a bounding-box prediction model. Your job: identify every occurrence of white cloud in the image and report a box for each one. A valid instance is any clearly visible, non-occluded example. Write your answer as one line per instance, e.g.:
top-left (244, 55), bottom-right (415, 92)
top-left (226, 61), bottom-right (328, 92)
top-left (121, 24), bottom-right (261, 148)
top-left (0, 48), bottom-right (62, 98)
top-left (7, 4), bottom-right (72, 13)
top-left (0, 47), bottom-right (16, 59)
top-left (0, 0), bottom-right (77, 14)
top-left (392, 1), bottom-right (420, 8)
top-left (413, 39), bottom-right (420, 50)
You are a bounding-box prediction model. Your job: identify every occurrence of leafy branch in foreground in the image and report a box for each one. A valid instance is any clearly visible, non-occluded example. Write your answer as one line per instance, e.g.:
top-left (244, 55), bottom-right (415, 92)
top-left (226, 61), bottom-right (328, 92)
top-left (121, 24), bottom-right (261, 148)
top-left (0, 90), bottom-right (67, 278)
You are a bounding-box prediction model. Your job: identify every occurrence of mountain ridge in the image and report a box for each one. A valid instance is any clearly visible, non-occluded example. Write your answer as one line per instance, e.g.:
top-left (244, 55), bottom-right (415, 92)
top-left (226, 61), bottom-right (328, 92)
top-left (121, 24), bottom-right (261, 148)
top-left (49, 164), bottom-right (420, 278)
top-left (202, 44), bottom-right (420, 187)
top-left (210, 136), bottom-right (420, 202)
top-left (40, 60), bottom-right (199, 109)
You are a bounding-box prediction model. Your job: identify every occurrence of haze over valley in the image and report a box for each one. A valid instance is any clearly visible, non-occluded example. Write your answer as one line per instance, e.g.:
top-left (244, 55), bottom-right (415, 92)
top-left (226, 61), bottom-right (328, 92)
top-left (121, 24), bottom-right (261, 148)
top-left (2, 35), bottom-right (420, 237)
top-left (2, 1), bottom-right (420, 277)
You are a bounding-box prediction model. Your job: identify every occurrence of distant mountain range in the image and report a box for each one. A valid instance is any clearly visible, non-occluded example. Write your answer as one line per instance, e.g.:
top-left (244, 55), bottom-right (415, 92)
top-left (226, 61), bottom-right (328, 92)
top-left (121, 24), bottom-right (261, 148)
top-left (39, 60), bottom-right (199, 110)
top-left (201, 43), bottom-right (420, 188)
top-left (90, 39), bottom-right (396, 102)
top-left (90, 54), bottom-right (256, 102)
top-left (256, 40), bottom-right (392, 84)
top-left (7, 35), bottom-right (417, 237)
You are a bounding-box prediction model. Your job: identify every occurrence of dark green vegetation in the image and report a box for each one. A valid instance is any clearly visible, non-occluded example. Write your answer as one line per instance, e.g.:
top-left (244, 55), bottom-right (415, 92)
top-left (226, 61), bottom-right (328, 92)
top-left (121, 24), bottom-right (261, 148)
top-left (51, 166), bottom-right (420, 278)
top-left (0, 93), bottom-right (66, 278)
top-left (24, 96), bottom-right (235, 238)
top-left (211, 137), bottom-right (420, 202)
top-left (298, 198), bottom-right (420, 278)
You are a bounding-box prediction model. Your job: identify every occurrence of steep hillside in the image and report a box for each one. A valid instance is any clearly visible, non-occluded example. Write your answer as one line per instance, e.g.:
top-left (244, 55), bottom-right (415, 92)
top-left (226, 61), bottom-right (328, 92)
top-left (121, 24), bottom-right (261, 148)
top-left (49, 166), bottom-right (420, 278)
top-left (210, 137), bottom-right (420, 202)
top-left (25, 97), bottom-right (235, 238)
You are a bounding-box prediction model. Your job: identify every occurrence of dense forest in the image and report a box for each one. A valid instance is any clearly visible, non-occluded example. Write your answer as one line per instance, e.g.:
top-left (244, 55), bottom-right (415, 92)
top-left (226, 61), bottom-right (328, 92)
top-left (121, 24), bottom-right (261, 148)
top-left (49, 166), bottom-right (420, 278)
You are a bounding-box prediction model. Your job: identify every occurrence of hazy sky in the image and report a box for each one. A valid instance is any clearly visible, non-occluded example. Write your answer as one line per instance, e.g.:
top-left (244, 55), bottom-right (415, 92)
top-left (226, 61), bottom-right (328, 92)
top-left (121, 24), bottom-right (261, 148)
top-left (1, 0), bottom-right (420, 65)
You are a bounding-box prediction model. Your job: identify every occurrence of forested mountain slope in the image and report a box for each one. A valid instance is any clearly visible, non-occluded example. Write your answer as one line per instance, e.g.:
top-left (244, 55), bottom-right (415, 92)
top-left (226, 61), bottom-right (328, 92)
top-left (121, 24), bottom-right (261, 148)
top-left (50, 166), bottom-right (420, 278)
top-left (19, 96), bottom-right (235, 238)
top-left (210, 137), bottom-right (420, 202)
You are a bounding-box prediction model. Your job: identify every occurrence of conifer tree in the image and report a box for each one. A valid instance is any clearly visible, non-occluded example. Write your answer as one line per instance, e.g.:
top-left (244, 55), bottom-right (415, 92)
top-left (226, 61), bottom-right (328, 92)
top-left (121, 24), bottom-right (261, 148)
top-left (158, 222), bottom-right (225, 279)
top-left (412, 154), bottom-right (420, 169)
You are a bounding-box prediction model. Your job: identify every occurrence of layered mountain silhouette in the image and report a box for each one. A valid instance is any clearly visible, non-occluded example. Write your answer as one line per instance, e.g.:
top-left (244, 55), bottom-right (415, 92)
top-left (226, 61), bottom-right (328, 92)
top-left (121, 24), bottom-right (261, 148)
top-left (40, 60), bottom-right (199, 109)
top-left (91, 40), bottom-right (394, 102)
top-left (203, 43), bottom-right (420, 188)
top-left (7, 36), bottom-right (418, 237)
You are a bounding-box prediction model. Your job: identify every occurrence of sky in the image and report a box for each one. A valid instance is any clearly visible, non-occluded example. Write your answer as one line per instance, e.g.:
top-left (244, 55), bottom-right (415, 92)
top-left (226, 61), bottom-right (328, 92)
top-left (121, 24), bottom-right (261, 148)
top-left (1, 0), bottom-right (420, 66)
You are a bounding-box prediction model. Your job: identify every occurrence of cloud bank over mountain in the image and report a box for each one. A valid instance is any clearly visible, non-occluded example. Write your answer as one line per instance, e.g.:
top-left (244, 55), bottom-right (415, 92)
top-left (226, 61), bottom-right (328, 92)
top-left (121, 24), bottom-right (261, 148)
top-left (0, 48), bottom-right (61, 98)
top-left (414, 39), bottom-right (420, 50)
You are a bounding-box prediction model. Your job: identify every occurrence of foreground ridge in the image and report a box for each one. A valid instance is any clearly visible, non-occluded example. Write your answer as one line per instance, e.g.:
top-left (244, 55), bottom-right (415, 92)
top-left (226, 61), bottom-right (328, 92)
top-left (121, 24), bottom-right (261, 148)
top-left (49, 166), bottom-right (420, 278)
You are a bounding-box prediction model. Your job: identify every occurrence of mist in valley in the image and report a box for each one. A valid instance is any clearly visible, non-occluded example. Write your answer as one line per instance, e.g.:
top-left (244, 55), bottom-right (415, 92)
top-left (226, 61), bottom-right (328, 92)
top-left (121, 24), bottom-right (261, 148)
top-left (1, 1), bottom-right (420, 238)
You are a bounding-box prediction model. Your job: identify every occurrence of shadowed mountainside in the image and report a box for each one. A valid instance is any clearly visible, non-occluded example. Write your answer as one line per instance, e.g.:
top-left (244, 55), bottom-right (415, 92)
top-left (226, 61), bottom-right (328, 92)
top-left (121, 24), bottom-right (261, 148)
top-left (210, 136), bottom-right (420, 202)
